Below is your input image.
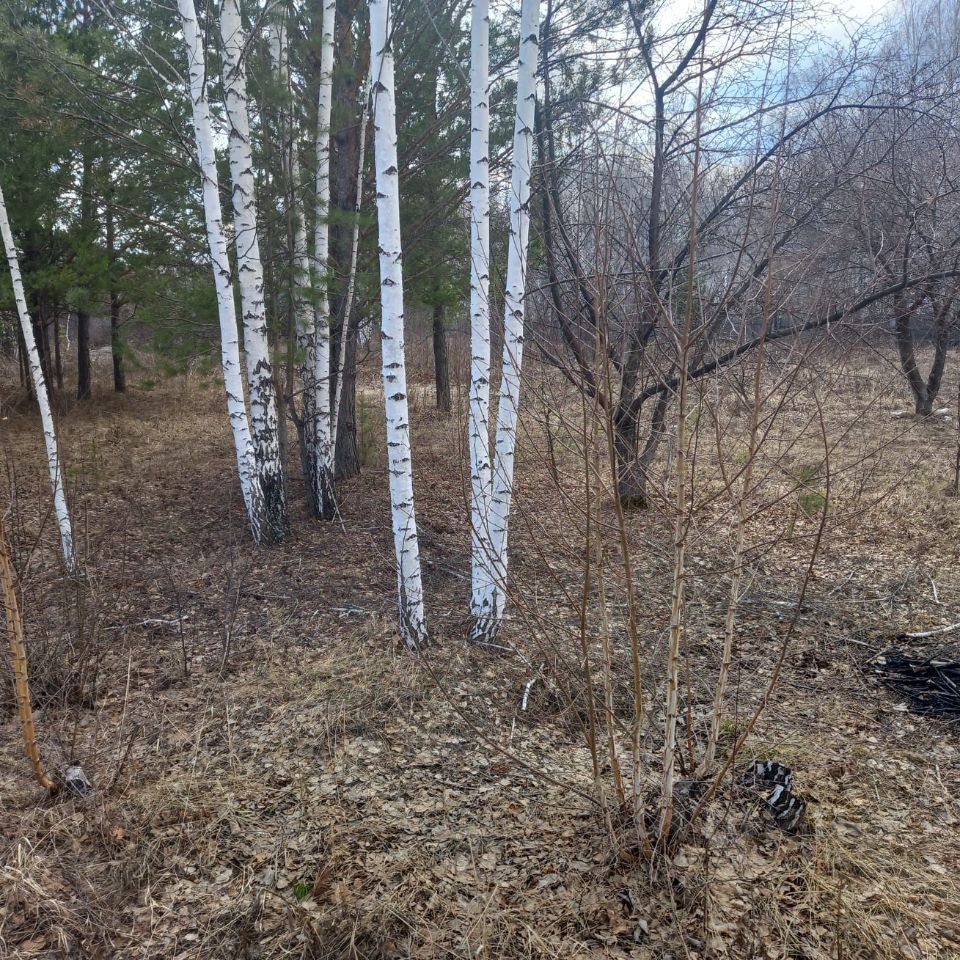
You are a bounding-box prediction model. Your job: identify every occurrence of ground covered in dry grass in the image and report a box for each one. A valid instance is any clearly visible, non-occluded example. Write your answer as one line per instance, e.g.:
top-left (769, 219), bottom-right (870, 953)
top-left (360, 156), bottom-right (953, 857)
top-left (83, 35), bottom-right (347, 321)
top-left (2, 350), bottom-right (960, 959)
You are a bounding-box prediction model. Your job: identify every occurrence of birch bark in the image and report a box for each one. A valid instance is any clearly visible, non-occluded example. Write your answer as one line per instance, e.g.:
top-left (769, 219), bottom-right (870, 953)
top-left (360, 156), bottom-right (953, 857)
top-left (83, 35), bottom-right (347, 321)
top-left (369, 0), bottom-right (429, 649)
top-left (0, 181), bottom-right (75, 572)
top-left (220, 0), bottom-right (287, 542)
top-left (468, 0), bottom-right (494, 633)
top-left (177, 0), bottom-right (263, 541)
top-left (312, 0), bottom-right (337, 519)
top-left (472, 0), bottom-right (540, 644)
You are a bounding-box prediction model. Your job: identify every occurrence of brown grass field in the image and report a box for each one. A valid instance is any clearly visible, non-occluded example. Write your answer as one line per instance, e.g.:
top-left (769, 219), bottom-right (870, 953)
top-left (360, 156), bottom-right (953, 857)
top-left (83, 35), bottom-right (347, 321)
top-left (1, 341), bottom-right (960, 959)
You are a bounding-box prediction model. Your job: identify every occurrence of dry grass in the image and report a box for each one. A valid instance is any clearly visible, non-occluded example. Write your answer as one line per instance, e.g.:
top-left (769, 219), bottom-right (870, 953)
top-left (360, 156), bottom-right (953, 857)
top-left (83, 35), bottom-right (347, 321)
top-left (1, 344), bottom-right (959, 958)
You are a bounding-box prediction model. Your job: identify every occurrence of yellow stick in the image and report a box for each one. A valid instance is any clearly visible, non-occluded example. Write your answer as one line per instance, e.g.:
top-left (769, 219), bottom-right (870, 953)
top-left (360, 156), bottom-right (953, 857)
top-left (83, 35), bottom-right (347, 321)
top-left (1, 512), bottom-right (55, 791)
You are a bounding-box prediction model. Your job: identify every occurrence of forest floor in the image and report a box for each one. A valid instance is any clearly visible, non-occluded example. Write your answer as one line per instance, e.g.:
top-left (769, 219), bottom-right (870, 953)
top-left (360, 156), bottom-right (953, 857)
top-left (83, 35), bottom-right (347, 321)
top-left (2, 347), bottom-right (960, 959)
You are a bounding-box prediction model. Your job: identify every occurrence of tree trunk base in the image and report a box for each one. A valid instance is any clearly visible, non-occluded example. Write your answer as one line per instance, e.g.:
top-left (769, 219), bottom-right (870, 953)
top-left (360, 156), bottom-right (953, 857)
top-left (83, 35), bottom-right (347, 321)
top-left (399, 600), bottom-right (429, 652)
top-left (469, 602), bottom-right (508, 649)
top-left (617, 466), bottom-right (650, 510)
top-left (260, 472), bottom-right (288, 544)
top-left (433, 303), bottom-right (451, 416)
top-left (316, 466), bottom-right (337, 522)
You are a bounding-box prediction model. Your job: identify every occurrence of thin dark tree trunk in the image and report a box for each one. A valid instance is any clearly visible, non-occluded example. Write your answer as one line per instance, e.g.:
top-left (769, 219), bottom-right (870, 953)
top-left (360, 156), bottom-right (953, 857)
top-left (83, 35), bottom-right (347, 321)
top-left (105, 197), bottom-right (125, 392)
top-left (38, 311), bottom-right (53, 392)
top-left (334, 321), bottom-right (359, 479)
top-left (894, 294), bottom-right (927, 414)
top-left (893, 289), bottom-right (953, 416)
top-left (110, 300), bottom-right (124, 392)
top-left (433, 302), bottom-right (451, 414)
top-left (77, 151), bottom-right (94, 402)
top-left (276, 98), bottom-right (298, 495)
top-left (327, 0), bottom-right (366, 482)
top-left (16, 323), bottom-right (32, 398)
top-left (924, 296), bottom-right (953, 413)
top-left (614, 411), bottom-right (647, 508)
top-left (76, 308), bottom-right (91, 400)
top-left (53, 312), bottom-right (64, 393)
top-left (613, 393), bottom-right (669, 508)
top-left (24, 247), bottom-right (50, 394)
top-left (282, 202), bottom-right (299, 498)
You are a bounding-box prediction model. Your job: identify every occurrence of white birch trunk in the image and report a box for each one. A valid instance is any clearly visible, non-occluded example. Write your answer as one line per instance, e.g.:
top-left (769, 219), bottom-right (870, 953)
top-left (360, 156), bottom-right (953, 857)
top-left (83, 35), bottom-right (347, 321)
top-left (368, 0), bottom-right (429, 650)
top-left (268, 14), bottom-right (320, 515)
top-left (467, 0), bottom-right (495, 635)
top-left (331, 80), bottom-right (369, 445)
top-left (472, 0), bottom-right (540, 645)
top-left (312, 0), bottom-right (337, 519)
top-left (220, 0), bottom-right (287, 542)
top-left (0, 182), bottom-right (75, 572)
top-left (176, 0), bottom-right (263, 543)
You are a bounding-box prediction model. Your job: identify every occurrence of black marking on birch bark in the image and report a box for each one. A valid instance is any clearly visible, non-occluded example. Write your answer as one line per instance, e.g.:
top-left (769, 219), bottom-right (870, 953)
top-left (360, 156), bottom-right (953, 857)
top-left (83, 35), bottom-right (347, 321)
top-left (259, 467), bottom-right (288, 544)
top-left (470, 604), bottom-right (505, 646)
top-left (397, 581), bottom-right (428, 651)
top-left (316, 464), bottom-right (336, 521)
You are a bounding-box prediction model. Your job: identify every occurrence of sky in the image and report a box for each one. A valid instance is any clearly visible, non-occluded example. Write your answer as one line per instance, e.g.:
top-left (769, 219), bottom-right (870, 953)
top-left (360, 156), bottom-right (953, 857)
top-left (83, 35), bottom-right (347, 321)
top-left (604, 0), bottom-right (907, 119)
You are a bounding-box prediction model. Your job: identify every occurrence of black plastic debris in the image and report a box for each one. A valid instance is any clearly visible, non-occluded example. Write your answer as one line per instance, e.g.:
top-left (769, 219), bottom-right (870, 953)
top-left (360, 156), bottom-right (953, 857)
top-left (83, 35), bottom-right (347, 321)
top-left (763, 783), bottom-right (806, 833)
top-left (869, 648), bottom-right (960, 716)
top-left (736, 759), bottom-right (793, 791)
top-left (735, 759), bottom-right (806, 833)
top-left (64, 763), bottom-right (92, 797)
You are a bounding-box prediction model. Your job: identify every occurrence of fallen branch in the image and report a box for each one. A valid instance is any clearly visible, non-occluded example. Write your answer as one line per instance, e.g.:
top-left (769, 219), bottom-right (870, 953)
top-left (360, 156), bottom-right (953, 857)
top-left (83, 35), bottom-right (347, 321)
top-left (1, 512), bottom-right (55, 792)
top-left (890, 407), bottom-right (951, 420)
top-left (900, 621), bottom-right (960, 639)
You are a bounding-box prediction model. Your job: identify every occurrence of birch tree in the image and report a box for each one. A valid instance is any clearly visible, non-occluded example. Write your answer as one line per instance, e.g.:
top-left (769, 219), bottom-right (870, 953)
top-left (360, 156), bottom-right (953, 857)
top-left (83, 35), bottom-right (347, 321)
top-left (368, 0), bottom-right (429, 650)
top-left (267, 11), bottom-right (322, 515)
top-left (467, 0), bottom-right (494, 632)
top-left (0, 180), bottom-right (75, 572)
top-left (177, 0), bottom-right (264, 542)
top-left (471, 0), bottom-right (540, 645)
top-left (220, 0), bottom-right (287, 542)
top-left (312, 0), bottom-right (337, 520)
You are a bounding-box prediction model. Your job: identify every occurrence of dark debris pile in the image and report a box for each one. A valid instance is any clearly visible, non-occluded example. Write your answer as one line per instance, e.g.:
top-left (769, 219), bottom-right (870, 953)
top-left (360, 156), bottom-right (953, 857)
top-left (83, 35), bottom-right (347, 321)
top-left (735, 760), bottom-right (807, 833)
top-left (870, 648), bottom-right (960, 717)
